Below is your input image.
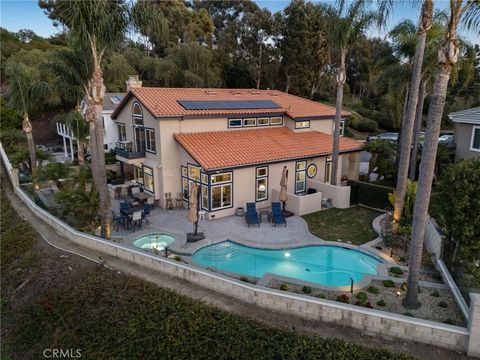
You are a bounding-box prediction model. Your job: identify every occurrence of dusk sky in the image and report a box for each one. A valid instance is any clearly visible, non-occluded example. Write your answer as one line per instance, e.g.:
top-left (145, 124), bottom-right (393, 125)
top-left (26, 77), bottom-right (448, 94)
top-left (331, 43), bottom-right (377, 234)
top-left (1, 0), bottom-right (479, 44)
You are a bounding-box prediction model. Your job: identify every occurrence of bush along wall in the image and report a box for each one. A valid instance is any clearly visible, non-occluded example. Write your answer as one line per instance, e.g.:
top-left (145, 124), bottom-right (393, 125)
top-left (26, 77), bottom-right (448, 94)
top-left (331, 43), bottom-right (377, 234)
top-left (348, 180), bottom-right (393, 210)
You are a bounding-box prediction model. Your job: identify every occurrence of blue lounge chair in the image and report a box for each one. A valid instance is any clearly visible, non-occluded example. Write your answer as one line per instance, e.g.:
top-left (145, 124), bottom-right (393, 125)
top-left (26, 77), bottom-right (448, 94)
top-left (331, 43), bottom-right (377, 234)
top-left (271, 202), bottom-right (286, 227)
top-left (245, 202), bottom-right (260, 228)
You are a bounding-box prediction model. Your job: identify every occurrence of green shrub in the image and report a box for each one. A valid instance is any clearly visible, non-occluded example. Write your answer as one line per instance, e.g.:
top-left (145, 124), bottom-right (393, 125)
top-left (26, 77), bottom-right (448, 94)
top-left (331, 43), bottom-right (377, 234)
top-left (389, 267), bottom-right (404, 277)
top-left (348, 114), bottom-right (378, 132)
top-left (376, 299), bottom-right (386, 307)
top-left (383, 280), bottom-right (395, 288)
top-left (239, 276), bottom-right (249, 283)
top-left (315, 293), bottom-right (326, 299)
top-left (430, 290), bottom-right (440, 297)
top-left (356, 291), bottom-right (368, 301)
top-left (348, 180), bottom-right (393, 210)
top-left (400, 282), bottom-right (407, 291)
top-left (438, 301), bottom-right (448, 308)
top-left (174, 255), bottom-right (182, 262)
top-left (404, 312), bottom-right (415, 317)
top-left (336, 294), bottom-right (349, 303)
top-left (279, 284), bottom-right (288, 291)
top-left (302, 286), bottom-right (312, 294)
top-left (367, 286), bottom-right (379, 294)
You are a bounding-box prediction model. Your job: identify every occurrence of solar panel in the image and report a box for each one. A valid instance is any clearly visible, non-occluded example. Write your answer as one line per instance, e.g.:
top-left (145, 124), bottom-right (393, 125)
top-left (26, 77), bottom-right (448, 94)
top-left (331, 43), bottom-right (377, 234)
top-left (177, 100), bottom-right (281, 110)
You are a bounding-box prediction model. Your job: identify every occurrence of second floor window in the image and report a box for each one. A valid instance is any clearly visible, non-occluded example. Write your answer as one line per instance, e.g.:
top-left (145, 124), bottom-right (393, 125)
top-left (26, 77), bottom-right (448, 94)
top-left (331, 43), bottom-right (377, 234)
top-left (117, 123), bottom-right (126, 141)
top-left (132, 102), bottom-right (143, 125)
top-left (145, 128), bottom-right (156, 152)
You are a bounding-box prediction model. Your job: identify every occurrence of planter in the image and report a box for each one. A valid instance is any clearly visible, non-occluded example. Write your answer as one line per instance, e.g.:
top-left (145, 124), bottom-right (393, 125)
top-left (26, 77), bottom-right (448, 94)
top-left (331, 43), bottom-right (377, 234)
top-left (236, 207), bottom-right (245, 217)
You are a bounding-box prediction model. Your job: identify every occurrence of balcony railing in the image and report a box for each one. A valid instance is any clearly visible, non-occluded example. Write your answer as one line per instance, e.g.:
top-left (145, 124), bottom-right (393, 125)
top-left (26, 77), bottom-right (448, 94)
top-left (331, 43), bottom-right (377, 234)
top-left (116, 141), bottom-right (145, 159)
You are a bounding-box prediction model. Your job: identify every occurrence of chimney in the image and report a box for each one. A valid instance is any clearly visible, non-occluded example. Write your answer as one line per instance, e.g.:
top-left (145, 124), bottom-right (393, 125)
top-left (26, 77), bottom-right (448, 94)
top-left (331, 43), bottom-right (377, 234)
top-left (126, 75), bottom-right (142, 91)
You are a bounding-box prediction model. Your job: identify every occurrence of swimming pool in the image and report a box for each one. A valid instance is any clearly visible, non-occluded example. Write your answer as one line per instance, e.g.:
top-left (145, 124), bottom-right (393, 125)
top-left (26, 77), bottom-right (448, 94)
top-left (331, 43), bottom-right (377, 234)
top-left (192, 241), bottom-right (382, 287)
top-left (133, 233), bottom-right (175, 251)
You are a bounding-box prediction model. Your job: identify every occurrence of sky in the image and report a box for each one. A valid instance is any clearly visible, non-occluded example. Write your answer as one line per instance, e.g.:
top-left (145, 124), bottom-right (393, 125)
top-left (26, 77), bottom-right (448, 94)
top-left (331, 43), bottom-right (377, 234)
top-left (0, 0), bottom-right (479, 44)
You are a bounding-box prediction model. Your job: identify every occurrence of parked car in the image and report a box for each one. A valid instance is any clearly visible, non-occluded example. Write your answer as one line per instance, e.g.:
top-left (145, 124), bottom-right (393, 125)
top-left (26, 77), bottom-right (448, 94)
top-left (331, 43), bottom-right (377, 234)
top-left (367, 132), bottom-right (399, 142)
top-left (438, 134), bottom-right (456, 151)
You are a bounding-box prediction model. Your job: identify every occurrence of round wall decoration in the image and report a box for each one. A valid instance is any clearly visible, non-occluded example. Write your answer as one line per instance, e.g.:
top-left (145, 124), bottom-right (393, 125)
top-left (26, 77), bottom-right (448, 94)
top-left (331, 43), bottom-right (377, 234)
top-left (307, 164), bottom-right (317, 178)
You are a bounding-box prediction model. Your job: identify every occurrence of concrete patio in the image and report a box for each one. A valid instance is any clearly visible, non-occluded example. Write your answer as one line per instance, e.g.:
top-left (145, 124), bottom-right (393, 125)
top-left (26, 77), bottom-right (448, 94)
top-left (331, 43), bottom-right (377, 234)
top-left (110, 196), bottom-right (322, 254)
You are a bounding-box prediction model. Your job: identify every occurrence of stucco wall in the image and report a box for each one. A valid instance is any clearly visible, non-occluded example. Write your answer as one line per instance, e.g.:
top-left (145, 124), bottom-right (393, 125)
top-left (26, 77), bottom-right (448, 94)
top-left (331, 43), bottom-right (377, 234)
top-left (306, 180), bottom-right (351, 208)
top-left (11, 185), bottom-right (474, 355)
top-left (454, 123), bottom-right (480, 160)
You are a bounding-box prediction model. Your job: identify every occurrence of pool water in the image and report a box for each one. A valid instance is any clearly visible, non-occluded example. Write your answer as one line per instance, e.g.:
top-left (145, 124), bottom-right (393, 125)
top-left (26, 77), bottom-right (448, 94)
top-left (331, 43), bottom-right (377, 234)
top-left (133, 234), bottom-right (175, 251)
top-left (192, 241), bottom-right (382, 287)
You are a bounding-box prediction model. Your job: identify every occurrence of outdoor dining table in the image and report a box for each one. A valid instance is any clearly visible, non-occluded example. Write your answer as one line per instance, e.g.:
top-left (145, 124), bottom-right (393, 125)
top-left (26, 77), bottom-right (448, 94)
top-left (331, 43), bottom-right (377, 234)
top-left (120, 206), bottom-right (143, 217)
top-left (134, 192), bottom-right (149, 203)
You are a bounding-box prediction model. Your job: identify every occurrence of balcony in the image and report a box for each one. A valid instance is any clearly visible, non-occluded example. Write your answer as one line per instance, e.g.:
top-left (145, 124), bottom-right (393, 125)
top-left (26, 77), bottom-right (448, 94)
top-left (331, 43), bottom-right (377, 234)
top-left (115, 141), bottom-right (146, 161)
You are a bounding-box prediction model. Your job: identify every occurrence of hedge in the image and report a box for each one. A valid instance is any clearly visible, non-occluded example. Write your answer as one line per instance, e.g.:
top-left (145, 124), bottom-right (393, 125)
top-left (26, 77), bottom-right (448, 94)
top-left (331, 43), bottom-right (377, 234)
top-left (349, 180), bottom-right (441, 213)
top-left (348, 180), bottom-right (393, 210)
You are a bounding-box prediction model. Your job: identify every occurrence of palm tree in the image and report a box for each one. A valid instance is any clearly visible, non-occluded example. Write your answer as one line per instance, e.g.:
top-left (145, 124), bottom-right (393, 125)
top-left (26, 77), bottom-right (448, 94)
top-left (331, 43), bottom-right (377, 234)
top-left (329, 0), bottom-right (376, 185)
top-left (392, 0), bottom-right (433, 224)
top-left (45, 0), bottom-right (129, 239)
top-left (5, 61), bottom-right (50, 175)
top-left (65, 109), bottom-right (90, 165)
top-left (404, 0), bottom-right (480, 309)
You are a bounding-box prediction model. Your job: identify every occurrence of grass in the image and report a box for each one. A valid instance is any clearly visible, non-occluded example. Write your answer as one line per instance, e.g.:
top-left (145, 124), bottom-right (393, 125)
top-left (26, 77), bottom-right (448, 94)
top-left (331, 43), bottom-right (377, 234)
top-left (302, 205), bottom-right (382, 245)
top-left (0, 191), bottom-right (414, 360)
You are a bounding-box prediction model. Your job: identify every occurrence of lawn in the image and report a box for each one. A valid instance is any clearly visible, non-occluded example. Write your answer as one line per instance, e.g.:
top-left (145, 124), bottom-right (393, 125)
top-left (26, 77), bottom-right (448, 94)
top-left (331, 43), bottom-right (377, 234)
top-left (302, 205), bottom-right (383, 245)
top-left (1, 192), bottom-right (413, 360)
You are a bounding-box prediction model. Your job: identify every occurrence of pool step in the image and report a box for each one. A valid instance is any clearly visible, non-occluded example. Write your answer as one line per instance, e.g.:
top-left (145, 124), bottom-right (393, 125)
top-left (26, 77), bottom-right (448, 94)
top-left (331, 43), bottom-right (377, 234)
top-left (198, 245), bottom-right (243, 261)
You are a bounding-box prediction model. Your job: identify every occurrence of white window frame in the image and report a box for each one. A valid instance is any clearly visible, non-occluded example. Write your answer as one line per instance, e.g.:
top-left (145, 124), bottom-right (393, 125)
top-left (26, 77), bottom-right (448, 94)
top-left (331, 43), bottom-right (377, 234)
top-left (211, 172), bottom-right (232, 184)
top-left (243, 118), bottom-right (256, 127)
top-left (117, 123), bottom-right (126, 141)
top-left (257, 117), bottom-right (269, 126)
top-left (295, 161), bottom-right (307, 194)
top-left (229, 119), bottom-right (242, 128)
top-left (295, 121), bottom-right (310, 129)
top-left (270, 117), bottom-right (283, 125)
top-left (145, 128), bottom-right (156, 153)
top-left (211, 183), bottom-right (232, 210)
top-left (470, 125), bottom-right (480, 152)
top-left (255, 166), bottom-right (268, 202)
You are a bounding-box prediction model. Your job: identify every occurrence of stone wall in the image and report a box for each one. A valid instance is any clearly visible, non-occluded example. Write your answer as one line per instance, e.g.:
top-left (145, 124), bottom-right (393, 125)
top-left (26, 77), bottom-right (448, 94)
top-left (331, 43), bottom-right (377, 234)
top-left (13, 187), bottom-right (476, 355)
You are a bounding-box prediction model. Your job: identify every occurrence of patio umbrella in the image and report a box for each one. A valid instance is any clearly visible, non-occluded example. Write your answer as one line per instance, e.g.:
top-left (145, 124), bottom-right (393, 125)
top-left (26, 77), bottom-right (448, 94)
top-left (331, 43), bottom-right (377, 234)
top-left (187, 182), bottom-right (199, 233)
top-left (279, 166), bottom-right (288, 211)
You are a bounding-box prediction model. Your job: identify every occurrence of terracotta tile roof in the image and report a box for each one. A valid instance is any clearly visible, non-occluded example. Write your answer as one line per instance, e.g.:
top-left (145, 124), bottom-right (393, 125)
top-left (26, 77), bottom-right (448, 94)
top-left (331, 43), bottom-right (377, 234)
top-left (112, 87), bottom-right (350, 120)
top-left (174, 127), bottom-right (362, 171)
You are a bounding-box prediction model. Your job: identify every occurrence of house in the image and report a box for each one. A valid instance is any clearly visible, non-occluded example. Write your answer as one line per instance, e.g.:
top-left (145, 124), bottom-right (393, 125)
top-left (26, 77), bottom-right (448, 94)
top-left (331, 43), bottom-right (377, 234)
top-left (55, 76), bottom-right (143, 159)
top-left (449, 107), bottom-right (480, 161)
top-left (111, 85), bottom-right (363, 219)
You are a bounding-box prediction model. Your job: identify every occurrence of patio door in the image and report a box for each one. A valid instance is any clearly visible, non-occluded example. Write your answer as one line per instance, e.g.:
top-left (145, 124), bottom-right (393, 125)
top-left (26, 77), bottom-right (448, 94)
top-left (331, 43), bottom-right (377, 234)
top-left (325, 156), bottom-right (332, 184)
top-left (134, 126), bottom-right (145, 152)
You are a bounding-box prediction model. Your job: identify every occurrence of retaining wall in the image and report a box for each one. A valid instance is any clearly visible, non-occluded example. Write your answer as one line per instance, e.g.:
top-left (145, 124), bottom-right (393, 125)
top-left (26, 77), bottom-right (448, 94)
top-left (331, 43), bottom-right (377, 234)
top-left (14, 187), bottom-right (475, 355)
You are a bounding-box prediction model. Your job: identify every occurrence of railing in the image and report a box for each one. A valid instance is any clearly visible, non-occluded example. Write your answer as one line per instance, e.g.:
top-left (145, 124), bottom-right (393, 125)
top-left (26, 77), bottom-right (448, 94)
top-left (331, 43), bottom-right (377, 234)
top-left (115, 141), bottom-right (145, 159)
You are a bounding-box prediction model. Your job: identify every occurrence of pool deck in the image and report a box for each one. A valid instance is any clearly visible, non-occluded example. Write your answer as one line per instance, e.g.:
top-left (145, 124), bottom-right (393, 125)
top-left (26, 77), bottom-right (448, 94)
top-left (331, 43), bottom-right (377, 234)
top-left (110, 198), bottom-right (393, 264)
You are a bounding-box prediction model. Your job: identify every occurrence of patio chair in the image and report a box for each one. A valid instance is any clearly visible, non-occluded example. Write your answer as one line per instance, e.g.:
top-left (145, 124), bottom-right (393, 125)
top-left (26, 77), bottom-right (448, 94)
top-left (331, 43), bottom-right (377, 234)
top-left (111, 211), bottom-right (127, 231)
top-left (131, 186), bottom-right (140, 195)
top-left (146, 196), bottom-right (155, 207)
top-left (131, 210), bottom-right (143, 231)
top-left (165, 192), bottom-right (174, 210)
top-left (271, 202), bottom-right (286, 227)
top-left (143, 203), bottom-right (152, 217)
top-left (114, 186), bottom-right (123, 200)
top-left (120, 201), bottom-right (130, 213)
top-left (245, 202), bottom-right (260, 228)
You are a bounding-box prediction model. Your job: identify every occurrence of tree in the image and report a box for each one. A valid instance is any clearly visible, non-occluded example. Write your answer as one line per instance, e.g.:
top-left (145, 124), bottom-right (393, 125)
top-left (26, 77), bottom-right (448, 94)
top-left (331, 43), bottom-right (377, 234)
top-left (404, 0), bottom-right (480, 309)
top-left (328, 0), bottom-right (376, 185)
top-left (42, 0), bottom-right (129, 239)
top-left (363, 139), bottom-right (396, 181)
top-left (437, 159), bottom-right (480, 272)
top-left (4, 61), bottom-right (50, 175)
top-left (392, 0), bottom-right (433, 224)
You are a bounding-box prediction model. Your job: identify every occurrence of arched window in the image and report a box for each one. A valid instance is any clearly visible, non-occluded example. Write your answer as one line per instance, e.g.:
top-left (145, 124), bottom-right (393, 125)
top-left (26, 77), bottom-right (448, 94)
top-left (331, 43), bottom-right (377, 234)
top-left (132, 102), bottom-right (143, 125)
